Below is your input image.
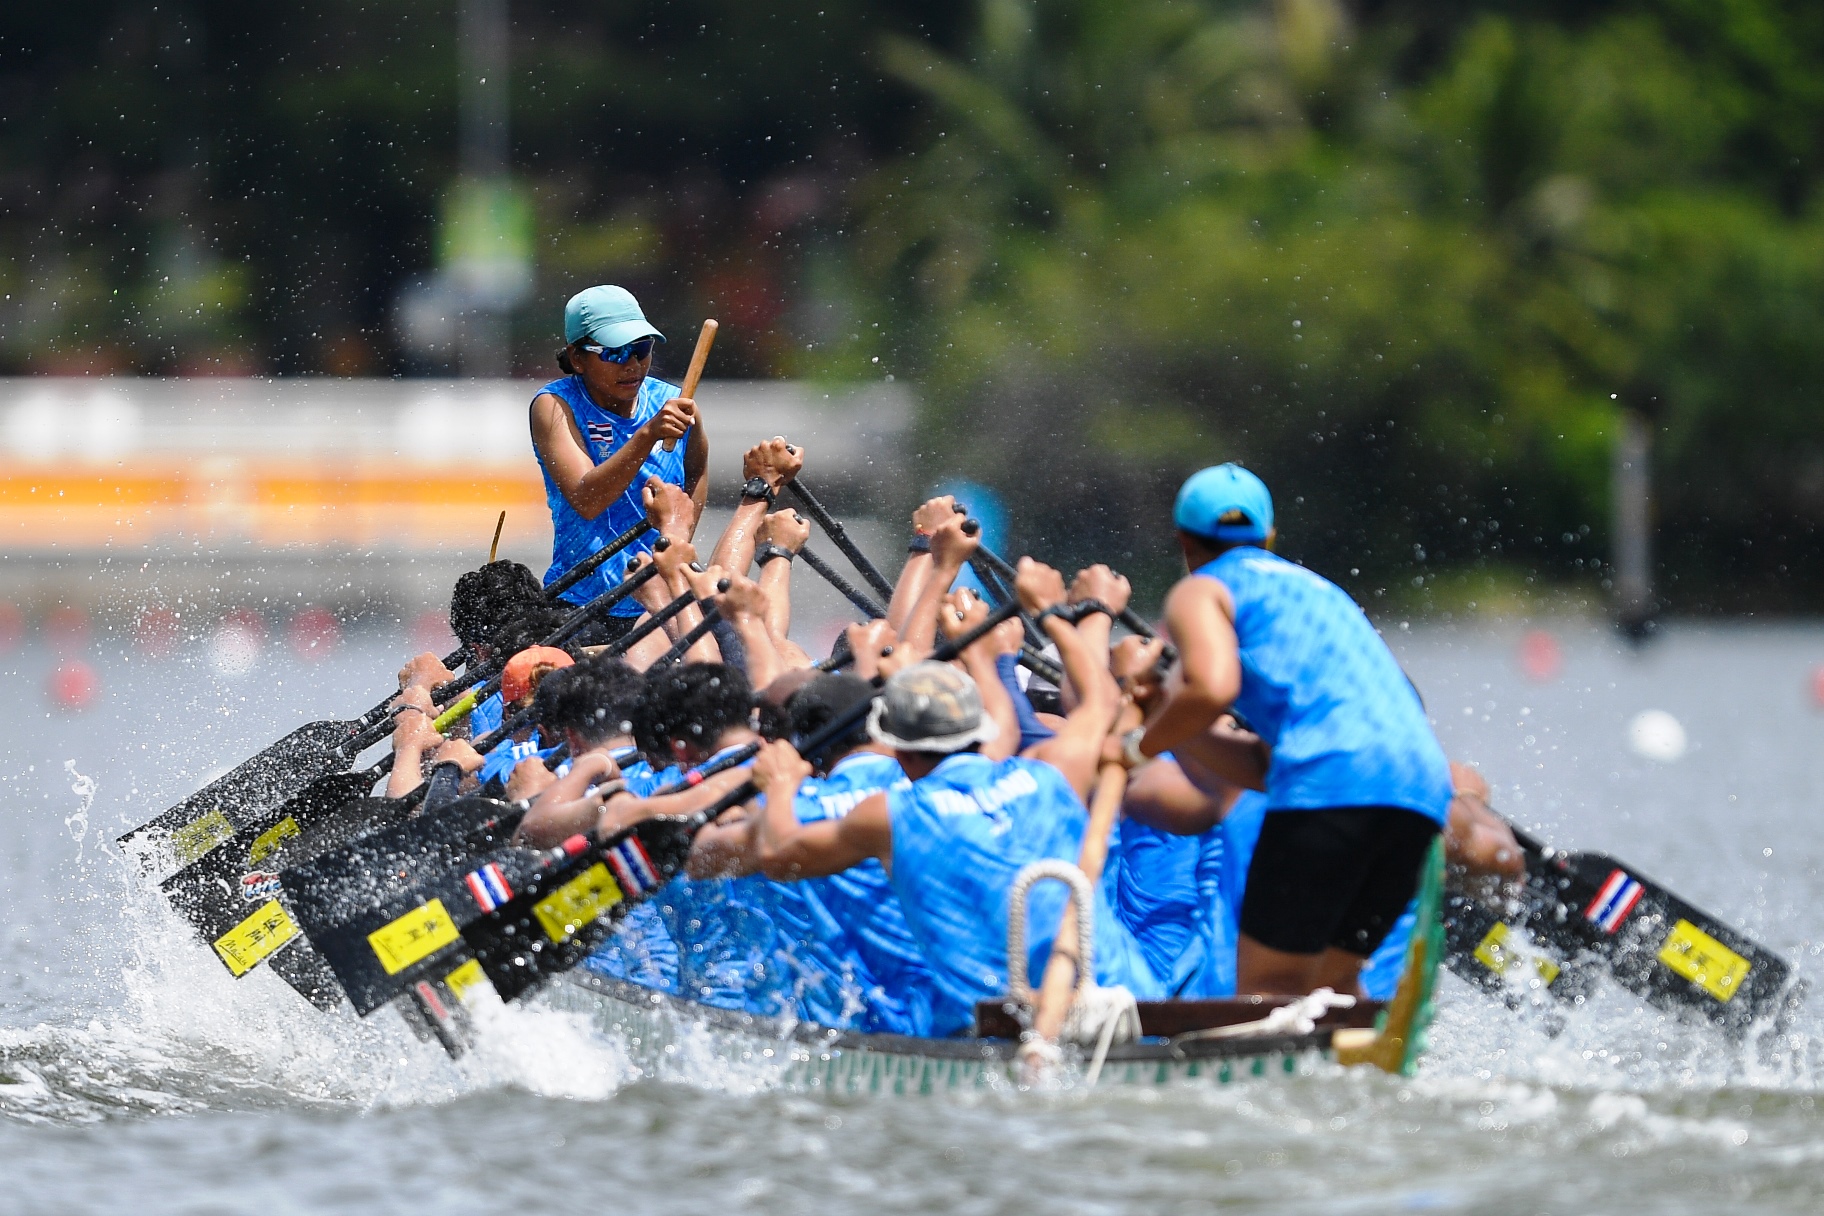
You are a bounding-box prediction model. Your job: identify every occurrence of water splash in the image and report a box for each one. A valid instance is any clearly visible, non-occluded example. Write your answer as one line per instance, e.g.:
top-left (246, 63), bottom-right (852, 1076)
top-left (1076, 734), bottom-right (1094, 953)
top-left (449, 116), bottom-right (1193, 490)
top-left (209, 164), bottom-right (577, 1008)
top-left (63, 760), bottom-right (94, 857)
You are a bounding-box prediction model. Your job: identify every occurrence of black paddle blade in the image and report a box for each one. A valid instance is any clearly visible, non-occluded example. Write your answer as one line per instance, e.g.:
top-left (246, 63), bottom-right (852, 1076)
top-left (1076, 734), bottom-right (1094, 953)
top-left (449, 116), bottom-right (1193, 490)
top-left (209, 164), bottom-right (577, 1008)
top-left (396, 967), bottom-right (481, 1059)
top-left (280, 798), bottom-right (527, 1014)
top-left (160, 788), bottom-right (419, 985)
top-left (1528, 848), bottom-right (1793, 1034)
top-left (464, 819), bottom-right (696, 1005)
top-left (1442, 889), bottom-right (1598, 1014)
top-left (119, 719), bottom-right (360, 880)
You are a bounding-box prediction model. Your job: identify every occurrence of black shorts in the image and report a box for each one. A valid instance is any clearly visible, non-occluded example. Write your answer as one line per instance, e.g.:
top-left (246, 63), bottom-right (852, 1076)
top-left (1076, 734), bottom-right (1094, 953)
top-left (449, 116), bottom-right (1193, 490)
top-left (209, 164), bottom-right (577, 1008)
top-left (1238, 807), bottom-right (1440, 956)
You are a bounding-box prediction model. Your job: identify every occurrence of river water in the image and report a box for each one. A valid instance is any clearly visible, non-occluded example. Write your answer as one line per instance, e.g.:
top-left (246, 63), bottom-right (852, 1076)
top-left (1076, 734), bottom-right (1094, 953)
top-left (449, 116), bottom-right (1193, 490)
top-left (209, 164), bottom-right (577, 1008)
top-left (4, 617), bottom-right (1824, 1213)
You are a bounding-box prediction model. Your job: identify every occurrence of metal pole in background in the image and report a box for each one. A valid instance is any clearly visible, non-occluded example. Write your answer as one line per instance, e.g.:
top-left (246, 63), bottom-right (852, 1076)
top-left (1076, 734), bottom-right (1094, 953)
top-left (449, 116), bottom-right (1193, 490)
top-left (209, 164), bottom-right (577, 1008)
top-left (457, 0), bottom-right (510, 377)
top-left (1612, 405), bottom-right (1657, 641)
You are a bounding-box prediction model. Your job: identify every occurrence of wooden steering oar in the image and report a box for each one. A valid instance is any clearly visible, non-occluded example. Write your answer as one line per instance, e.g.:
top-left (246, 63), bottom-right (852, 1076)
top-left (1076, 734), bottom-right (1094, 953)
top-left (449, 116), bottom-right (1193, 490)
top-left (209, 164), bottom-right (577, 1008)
top-left (661, 318), bottom-right (718, 453)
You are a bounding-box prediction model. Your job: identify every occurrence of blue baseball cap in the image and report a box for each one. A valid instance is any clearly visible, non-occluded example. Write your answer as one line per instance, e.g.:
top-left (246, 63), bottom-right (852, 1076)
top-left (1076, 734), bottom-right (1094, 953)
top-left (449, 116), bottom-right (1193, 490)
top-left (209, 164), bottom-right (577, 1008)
top-left (1174, 463), bottom-right (1274, 543)
top-left (563, 285), bottom-right (665, 348)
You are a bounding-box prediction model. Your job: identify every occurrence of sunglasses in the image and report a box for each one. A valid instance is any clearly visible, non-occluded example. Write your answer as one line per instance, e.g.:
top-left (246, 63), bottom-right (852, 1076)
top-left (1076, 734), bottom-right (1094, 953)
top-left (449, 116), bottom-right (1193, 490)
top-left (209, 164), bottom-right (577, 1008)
top-left (580, 337), bottom-right (656, 364)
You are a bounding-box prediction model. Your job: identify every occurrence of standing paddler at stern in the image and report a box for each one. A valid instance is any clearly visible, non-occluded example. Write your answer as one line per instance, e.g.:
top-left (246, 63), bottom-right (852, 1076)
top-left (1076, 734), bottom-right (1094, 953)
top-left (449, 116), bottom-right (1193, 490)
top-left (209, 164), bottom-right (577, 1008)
top-left (530, 284), bottom-right (708, 643)
top-left (1137, 463), bottom-right (1452, 998)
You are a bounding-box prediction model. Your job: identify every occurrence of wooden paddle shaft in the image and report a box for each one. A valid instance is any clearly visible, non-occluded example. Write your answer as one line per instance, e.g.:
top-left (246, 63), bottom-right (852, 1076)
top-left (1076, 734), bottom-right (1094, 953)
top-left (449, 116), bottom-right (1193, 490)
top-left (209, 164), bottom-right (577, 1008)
top-left (1031, 760), bottom-right (1128, 1043)
top-left (662, 318), bottom-right (718, 452)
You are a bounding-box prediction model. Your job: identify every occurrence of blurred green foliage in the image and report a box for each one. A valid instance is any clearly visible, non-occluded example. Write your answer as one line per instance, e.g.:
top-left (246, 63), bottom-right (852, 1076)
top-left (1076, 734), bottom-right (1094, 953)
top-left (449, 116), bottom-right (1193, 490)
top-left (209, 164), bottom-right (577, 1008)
top-left (2, 1), bottom-right (1823, 605)
top-left (825, 0), bottom-right (1824, 606)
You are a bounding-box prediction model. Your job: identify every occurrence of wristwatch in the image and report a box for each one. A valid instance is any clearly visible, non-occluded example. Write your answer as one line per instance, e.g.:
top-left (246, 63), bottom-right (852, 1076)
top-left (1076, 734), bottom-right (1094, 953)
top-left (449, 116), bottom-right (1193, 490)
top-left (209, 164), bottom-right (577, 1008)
top-left (907, 532), bottom-right (932, 555)
top-left (755, 542), bottom-right (796, 566)
top-left (741, 476), bottom-right (777, 504)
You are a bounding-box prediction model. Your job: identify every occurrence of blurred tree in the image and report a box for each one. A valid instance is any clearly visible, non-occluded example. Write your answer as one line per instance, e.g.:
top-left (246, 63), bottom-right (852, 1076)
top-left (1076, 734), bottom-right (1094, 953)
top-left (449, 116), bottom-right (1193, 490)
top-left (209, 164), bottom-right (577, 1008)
top-left (821, 0), bottom-right (1824, 609)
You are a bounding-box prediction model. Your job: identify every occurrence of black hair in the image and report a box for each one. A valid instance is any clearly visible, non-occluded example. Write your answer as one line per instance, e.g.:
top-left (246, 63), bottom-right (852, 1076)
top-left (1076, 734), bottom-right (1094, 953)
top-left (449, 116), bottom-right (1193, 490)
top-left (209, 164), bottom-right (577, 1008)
top-left (824, 629), bottom-right (854, 669)
top-left (632, 662), bottom-right (754, 760)
top-left (784, 674), bottom-right (875, 766)
top-left (556, 346), bottom-right (576, 375)
top-left (449, 561), bottom-right (545, 649)
top-left (533, 656), bottom-right (646, 746)
top-left (490, 603), bottom-right (573, 659)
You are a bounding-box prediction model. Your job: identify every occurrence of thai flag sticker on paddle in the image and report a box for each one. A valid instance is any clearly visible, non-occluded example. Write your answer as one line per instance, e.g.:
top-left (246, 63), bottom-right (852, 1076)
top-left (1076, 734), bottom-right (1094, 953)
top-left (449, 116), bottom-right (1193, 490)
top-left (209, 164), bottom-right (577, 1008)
top-left (1585, 869), bottom-right (1645, 934)
top-left (606, 837), bottom-right (660, 900)
top-left (465, 863), bottom-right (514, 913)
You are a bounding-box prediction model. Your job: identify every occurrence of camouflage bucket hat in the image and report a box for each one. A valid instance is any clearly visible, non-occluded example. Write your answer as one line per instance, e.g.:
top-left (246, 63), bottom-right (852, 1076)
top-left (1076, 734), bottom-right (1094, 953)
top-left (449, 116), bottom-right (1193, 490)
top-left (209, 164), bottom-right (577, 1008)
top-left (867, 661), bottom-right (1000, 753)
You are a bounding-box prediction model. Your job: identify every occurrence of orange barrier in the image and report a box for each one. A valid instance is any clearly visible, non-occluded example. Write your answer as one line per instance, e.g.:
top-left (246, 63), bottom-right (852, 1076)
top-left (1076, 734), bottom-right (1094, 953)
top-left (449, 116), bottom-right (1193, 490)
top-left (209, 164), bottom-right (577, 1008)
top-left (0, 463), bottom-right (550, 552)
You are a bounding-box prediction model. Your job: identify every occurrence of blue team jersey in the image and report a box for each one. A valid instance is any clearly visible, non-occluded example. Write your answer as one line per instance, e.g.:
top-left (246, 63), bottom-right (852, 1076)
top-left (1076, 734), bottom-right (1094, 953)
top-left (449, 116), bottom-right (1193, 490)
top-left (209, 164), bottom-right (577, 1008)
top-left (1106, 814), bottom-right (1237, 999)
top-left (582, 754), bottom-right (673, 989)
top-left (789, 751), bottom-right (934, 1035)
top-left (469, 690), bottom-right (503, 740)
top-left (887, 753), bottom-right (1163, 1037)
top-left (1194, 548), bottom-right (1451, 822)
top-left (534, 374), bottom-right (692, 611)
top-left (477, 730), bottom-right (561, 787)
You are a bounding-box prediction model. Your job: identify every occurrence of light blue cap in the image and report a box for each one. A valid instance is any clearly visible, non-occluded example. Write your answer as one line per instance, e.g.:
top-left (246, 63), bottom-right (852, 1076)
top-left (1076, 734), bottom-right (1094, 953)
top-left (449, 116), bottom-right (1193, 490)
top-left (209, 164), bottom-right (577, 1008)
top-left (1173, 463), bottom-right (1274, 543)
top-left (563, 285), bottom-right (665, 348)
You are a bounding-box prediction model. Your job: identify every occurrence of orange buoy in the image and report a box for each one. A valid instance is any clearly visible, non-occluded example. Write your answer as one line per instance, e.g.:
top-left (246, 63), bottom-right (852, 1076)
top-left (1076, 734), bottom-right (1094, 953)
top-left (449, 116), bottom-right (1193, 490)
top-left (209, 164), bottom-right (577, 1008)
top-left (47, 659), bottom-right (99, 711)
top-left (1518, 629), bottom-right (1563, 682)
top-left (1810, 665), bottom-right (1824, 709)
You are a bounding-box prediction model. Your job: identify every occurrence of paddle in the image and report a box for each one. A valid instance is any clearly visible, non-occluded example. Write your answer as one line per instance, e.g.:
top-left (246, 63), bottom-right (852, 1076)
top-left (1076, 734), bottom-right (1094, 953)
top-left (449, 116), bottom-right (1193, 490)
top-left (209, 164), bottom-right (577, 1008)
top-left (153, 556), bottom-right (671, 989)
top-left (161, 703), bottom-right (540, 997)
top-left (119, 514), bottom-right (656, 880)
top-left (1442, 822), bottom-right (1796, 1034)
top-left (797, 545), bottom-right (888, 620)
top-left (283, 597), bottom-right (1029, 1015)
top-left (783, 478), bottom-right (898, 604)
top-left (661, 318), bottom-right (718, 453)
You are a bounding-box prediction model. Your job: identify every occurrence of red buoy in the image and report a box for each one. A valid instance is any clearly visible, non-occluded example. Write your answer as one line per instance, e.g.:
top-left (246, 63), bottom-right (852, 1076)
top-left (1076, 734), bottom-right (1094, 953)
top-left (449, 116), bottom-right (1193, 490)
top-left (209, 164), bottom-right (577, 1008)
top-left (134, 607), bottom-right (181, 659)
top-left (411, 611), bottom-right (456, 653)
top-left (48, 659), bottom-right (99, 711)
top-left (1810, 665), bottom-right (1824, 710)
top-left (1518, 629), bottom-right (1563, 682)
top-left (288, 607), bottom-right (341, 660)
top-left (0, 602), bottom-right (21, 656)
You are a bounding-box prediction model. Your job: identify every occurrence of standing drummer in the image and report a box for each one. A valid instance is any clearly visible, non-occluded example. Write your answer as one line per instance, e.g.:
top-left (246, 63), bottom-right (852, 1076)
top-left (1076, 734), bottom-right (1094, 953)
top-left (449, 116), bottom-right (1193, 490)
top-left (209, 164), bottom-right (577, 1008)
top-left (530, 284), bottom-right (708, 641)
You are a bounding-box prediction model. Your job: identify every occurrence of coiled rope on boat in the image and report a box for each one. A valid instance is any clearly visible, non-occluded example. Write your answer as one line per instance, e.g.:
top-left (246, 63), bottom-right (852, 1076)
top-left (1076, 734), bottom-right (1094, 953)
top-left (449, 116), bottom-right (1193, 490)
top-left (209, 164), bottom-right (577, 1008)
top-left (1006, 860), bottom-right (1140, 1084)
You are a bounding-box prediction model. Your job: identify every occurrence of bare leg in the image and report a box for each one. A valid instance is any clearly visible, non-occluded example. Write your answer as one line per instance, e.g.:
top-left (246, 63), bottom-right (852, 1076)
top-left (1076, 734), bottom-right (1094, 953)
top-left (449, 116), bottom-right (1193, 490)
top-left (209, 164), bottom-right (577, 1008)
top-left (1238, 936), bottom-right (1368, 996)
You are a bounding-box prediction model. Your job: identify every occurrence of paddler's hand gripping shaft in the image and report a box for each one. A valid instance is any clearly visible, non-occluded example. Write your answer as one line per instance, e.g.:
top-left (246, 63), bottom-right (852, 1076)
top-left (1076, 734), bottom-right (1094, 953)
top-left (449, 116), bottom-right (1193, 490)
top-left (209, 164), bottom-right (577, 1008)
top-left (456, 595), bottom-right (1029, 1001)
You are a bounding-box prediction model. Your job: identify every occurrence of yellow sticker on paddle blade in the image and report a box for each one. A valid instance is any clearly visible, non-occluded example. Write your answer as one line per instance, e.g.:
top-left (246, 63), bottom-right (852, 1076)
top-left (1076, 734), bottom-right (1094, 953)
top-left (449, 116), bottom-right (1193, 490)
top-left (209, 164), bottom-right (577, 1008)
top-left (247, 816), bottom-right (301, 865)
top-left (368, 899), bottom-right (460, 975)
top-left (213, 899), bottom-right (298, 977)
top-left (444, 958), bottom-right (488, 1005)
top-left (533, 863), bottom-right (622, 944)
top-left (1658, 918), bottom-right (1749, 1003)
top-left (172, 810), bottom-right (234, 866)
top-left (1474, 922), bottom-right (1515, 973)
top-left (1474, 922), bottom-right (1561, 986)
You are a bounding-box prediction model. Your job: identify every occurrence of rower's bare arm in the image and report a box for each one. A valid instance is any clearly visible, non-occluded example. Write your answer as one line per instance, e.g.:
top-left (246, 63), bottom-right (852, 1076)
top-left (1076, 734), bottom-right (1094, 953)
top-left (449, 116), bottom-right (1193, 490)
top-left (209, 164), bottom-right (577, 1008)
top-left (1140, 576), bottom-right (1241, 756)
top-left (901, 513), bottom-right (978, 657)
top-left (516, 749), bottom-right (618, 848)
top-left (751, 742), bottom-right (886, 879)
top-left (685, 805), bottom-right (758, 879)
top-left (530, 392), bottom-right (663, 522)
top-left (754, 509), bottom-right (808, 639)
top-left (1021, 559), bottom-right (1119, 799)
top-left (1169, 717), bottom-right (1269, 791)
top-left (887, 496), bottom-right (958, 632)
top-left (708, 441), bottom-right (802, 573)
top-left (593, 767), bottom-right (751, 837)
top-left (1121, 756), bottom-right (1227, 835)
top-left (943, 590), bottom-right (1021, 761)
top-left (718, 574), bottom-right (784, 688)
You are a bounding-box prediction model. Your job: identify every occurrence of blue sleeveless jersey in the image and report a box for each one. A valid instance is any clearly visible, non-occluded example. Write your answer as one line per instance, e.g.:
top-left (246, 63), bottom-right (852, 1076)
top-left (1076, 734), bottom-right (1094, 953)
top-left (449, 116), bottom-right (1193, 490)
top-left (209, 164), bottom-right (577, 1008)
top-left (887, 753), bottom-right (1163, 1036)
top-left (789, 751), bottom-right (934, 1035)
top-left (534, 374), bottom-right (692, 611)
top-left (1106, 813), bottom-right (1238, 999)
top-left (1194, 548), bottom-right (1451, 822)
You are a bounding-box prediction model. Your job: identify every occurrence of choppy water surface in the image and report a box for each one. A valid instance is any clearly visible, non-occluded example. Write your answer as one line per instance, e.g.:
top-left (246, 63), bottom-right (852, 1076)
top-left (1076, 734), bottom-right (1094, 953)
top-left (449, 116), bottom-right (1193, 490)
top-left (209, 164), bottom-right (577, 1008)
top-left (5, 618), bottom-right (1824, 1214)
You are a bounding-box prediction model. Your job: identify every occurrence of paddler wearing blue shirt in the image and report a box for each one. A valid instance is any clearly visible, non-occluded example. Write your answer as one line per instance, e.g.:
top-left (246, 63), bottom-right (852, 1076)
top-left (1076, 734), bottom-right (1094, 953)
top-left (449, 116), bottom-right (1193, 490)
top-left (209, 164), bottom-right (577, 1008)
top-left (747, 521), bottom-right (1165, 1037)
top-left (529, 284), bottom-right (709, 641)
top-left (1136, 462), bottom-right (1454, 997)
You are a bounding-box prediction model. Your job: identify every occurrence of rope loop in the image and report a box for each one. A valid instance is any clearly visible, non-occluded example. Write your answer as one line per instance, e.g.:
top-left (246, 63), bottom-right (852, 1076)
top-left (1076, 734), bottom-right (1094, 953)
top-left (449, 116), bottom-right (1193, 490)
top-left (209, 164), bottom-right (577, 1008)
top-left (1005, 860), bottom-right (1096, 1002)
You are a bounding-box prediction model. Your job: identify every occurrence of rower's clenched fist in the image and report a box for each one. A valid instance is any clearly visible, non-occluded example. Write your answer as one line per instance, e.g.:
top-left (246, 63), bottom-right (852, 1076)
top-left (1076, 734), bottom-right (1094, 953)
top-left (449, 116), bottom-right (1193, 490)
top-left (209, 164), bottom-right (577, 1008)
top-left (1070, 565), bottom-right (1132, 615)
top-left (911, 495), bottom-right (959, 535)
top-left (643, 396), bottom-right (696, 446)
top-left (927, 514), bottom-right (979, 570)
top-left (743, 437), bottom-right (803, 489)
top-left (397, 651), bottom-right (456, 693)
top-left (1014, 557), bottom-right (1067, 616)
top-left (715, 573), bottom-right (772, 620)
top-left (844, 620), bottom-right (897, 680)
top-left (757, 509), bottom-right (810, 554)
top-left (643, 477), bottom-right (696, 543)
top-left (752, 739), bottom-right (812, 793)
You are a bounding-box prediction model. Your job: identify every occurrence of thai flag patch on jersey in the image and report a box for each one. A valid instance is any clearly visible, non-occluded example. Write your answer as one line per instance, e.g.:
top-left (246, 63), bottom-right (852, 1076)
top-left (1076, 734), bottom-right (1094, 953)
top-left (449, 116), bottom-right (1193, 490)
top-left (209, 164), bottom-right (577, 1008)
top-left (465, 863), bottom-right (514, 913)
top-left (606, 837), bottom-right (660, 900)
top-left (1584, 869), bottom-right (1644, 934)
